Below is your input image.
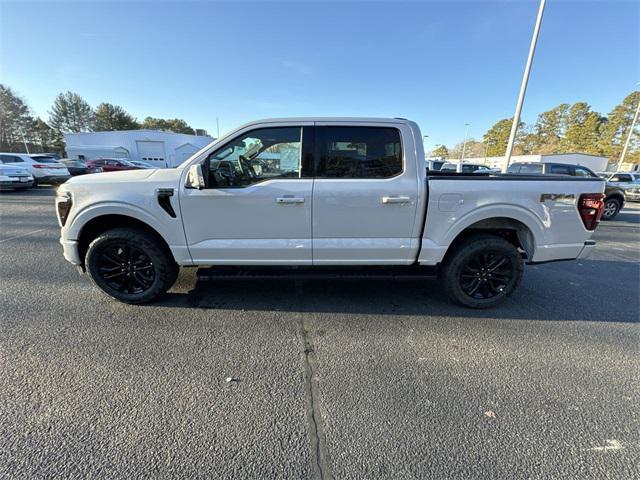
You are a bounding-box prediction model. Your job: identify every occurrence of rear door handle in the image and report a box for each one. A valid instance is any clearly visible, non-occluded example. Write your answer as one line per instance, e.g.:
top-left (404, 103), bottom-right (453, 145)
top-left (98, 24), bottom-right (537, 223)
top-left (276, 196), bottom-right (305, 204)
top-left (382, 196), bottom-right (411, 204)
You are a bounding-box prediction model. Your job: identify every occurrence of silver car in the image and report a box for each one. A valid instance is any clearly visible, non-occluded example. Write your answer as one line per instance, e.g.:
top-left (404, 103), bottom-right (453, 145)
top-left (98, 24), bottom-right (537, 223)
top-left (0, 162), bottom-right (34, 190)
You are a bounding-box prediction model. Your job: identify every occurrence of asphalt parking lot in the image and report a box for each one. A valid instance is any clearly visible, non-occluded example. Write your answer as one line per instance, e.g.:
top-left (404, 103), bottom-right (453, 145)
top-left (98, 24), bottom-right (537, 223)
top-left (1, 187), bottom-right (638, 479)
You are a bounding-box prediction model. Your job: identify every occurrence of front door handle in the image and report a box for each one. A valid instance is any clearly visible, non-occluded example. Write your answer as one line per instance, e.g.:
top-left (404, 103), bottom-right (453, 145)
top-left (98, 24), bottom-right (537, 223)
top-left (276, 196), bottom-right (305, 204)
top-left (382, 195), bottom-right (411, 204)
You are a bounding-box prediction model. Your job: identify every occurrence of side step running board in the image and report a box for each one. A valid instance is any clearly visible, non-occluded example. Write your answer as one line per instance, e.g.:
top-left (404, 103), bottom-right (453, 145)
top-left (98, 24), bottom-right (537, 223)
top-left (197, 265), bottom-right (438, 281)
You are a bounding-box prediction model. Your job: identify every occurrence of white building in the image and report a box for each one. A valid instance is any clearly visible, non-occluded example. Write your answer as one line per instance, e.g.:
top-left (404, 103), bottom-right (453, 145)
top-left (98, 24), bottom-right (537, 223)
top-left (64, 130), bottom-right (214, 168)
top-left (447, 153), bottom-right (609, 172)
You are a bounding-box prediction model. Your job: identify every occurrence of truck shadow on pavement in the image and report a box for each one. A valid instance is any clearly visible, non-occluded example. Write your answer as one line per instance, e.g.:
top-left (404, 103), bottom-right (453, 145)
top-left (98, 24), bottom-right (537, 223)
top-left (153, 259), bottom-right (639, 324)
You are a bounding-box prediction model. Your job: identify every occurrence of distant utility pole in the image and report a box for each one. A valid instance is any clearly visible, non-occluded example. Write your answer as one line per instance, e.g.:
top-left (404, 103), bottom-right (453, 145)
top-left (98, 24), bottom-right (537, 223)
top-left (423, 135), bottom-right (429, 155)
top-left (616, 95), bottom-right (640, 171)
top-left (503, 0), bottom-right (546, 172)
top-left (21, 129), bottom-right (30, 154)
top-left (459, 123), bottom-right (470, 172)
top-left (216, 117), bottom-right (220, 138)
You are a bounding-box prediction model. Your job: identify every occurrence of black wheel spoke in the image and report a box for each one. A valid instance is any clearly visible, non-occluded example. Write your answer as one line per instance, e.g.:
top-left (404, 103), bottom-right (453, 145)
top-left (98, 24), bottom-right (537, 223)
top-left (96, 241), bottom-right (156, 294)
top-left (487, 257), bottom-right (507, 271)
top-left (103, 271), bottom-right (125, 280)
top-left (459, 250), bottom-right (513, 300)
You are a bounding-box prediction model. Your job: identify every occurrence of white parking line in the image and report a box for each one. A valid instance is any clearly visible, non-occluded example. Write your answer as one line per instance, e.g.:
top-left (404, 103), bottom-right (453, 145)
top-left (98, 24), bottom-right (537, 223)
top-left (0, 228), bottom-right (46, 243)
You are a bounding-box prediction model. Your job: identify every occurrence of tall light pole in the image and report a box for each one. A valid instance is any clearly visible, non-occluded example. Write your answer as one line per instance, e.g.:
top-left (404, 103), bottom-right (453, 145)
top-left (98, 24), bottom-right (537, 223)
top-left (616, 95), bottom-right (640, 172)
top-left (503, 0), bottom-right (546, 172)
top-left (21, 129), bottom-right (30, 154)
top-left (459, 123), bottom-right (470, 172)
top-left (423, 135), bottom-right (429, 156)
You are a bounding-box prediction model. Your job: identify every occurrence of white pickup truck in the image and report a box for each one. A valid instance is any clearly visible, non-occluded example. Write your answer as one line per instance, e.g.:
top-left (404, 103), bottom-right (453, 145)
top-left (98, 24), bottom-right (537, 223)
top-left (56, 118), bottom-right (605, 308)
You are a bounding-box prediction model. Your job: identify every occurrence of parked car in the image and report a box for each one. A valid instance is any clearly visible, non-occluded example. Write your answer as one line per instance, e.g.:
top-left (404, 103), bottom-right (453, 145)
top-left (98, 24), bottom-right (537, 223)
top-left (600, 172), bottom-right (640, 202)
top-left (0, 153), bottom-right (70, 186)
top-left (0, 162), bottom-right (34, 190)
top-left (426, 159), bottom-right (446, 171)
top-left (60, 159), bottom-right (103, 176)
top-left (86, 158), bottom-right (142, 172)
top-left (128, 160), bottom-right (156, 169)
top-left (508, 162), bottom-right (626, 220)
top-left (56, 117), bottom-right (606, 308)
top-left (440, 162), bottom-right (494, 173)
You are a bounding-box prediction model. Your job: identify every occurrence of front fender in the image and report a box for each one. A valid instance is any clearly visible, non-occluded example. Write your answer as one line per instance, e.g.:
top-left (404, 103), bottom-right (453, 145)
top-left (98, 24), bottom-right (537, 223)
top-left (65, 201), bottom-right (167, 240)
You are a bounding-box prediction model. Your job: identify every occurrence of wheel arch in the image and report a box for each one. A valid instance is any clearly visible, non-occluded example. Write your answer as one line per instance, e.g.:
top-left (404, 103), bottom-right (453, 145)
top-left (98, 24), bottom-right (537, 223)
top-left (444, 216), bottom-right (536, 262)
top-left (77, 214), bottom-right (175, 267)
top-left (605, 192), bottom-right (624, 204)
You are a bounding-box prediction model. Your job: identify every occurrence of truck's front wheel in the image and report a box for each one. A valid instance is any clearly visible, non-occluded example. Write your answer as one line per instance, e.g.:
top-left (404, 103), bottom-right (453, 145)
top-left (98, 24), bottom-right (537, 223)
top-left (85, 227), bottom-right (178, 304)
top-left (441, 234), bottom-right (523, 309)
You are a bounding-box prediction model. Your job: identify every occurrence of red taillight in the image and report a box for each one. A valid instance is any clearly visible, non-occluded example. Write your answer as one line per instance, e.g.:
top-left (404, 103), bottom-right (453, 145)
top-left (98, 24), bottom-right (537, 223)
top-left (33, 164), bottom-right (63, 169)
top-left (578, 193), bottom-right (605, 230)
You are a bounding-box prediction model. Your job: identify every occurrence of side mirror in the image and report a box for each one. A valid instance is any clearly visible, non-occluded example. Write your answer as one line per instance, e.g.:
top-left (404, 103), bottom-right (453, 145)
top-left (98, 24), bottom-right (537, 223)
top-left (186, 164), bottom-right (206, 189)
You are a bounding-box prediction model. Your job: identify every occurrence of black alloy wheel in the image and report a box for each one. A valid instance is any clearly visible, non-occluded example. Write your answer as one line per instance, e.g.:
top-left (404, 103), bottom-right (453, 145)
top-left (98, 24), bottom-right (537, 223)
top-left (85, 227), bottom-right (179, 304)
top-left (459, 251), bottom-right (513, 300)
top-left (441, 234), bottom-right (524, 308)
top-left (96, 243), bottom-right (156, 294)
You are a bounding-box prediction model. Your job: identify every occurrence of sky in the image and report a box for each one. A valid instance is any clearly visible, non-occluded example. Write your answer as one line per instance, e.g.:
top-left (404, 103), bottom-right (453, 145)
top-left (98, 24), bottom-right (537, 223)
top-left (1, 0), bottom-right (638, 148)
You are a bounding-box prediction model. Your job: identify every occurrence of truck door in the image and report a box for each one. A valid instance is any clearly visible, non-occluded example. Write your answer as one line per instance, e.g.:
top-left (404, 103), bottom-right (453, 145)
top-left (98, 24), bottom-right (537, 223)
top-left (312, 123), bottom-right (421, 265)
top-left (180, 124), bottom-right (314, 264)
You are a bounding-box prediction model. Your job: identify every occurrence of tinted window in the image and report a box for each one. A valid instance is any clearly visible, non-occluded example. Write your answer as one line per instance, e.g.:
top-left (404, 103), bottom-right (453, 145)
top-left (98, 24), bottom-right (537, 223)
top-left (574, 167), bottom-right (595, 177)
top-left (507, 164), bottom-right (521, 173)
top-left (0, 154), bottom-right (23, 163)
top-left (609, 174), bottom-right (632, 182)
top-left (318, 127), bottom-right (402, 178)
top-left (548, 164), bottom-right (572, 175)
top-left (205, 127), bottom-right (302, 188)
top-left (461, 164), bottom-right (485, 173)
top-left (30, 155), bottom-right (57, 163)
top-left (518, 164), bottom-right (543, 174)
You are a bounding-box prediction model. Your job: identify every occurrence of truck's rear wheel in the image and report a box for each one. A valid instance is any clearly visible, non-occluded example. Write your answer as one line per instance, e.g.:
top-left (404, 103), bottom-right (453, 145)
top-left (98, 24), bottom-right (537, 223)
top-left (441, 234), bottom-right (523, 309)
top-left (85, 227), bottom-right (178, 304)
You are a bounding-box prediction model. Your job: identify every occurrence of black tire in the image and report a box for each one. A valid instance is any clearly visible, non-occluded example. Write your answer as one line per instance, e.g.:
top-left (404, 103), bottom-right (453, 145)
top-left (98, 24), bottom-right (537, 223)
top-left (602, 197), bottom-right (621, 220)
top-left (31, 178), bottom-right (38, 187)
top-left (441, 234), bottom-right (524, 309)
top-left (85, 227), bottom-right (179, 304)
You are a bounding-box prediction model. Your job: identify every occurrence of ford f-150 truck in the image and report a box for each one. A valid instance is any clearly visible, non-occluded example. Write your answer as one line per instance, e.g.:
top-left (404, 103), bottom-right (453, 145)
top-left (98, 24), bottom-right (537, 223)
top-left (56, 118), bottom-right (605, 308)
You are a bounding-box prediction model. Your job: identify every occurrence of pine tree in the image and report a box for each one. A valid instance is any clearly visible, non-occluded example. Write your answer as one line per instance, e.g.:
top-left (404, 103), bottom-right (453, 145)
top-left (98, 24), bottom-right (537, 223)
top-left (94, 103), bottom-right (139, 131)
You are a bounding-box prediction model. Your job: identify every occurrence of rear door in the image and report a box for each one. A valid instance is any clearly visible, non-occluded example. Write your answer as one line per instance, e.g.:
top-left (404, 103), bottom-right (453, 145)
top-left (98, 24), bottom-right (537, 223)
top-left (312, 123), bottom-right (420, 265)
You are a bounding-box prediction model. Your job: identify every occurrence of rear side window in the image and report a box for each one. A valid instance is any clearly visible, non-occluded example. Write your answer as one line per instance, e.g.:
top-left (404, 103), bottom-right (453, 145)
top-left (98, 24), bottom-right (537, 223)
top-left (518, 164), bottom-right (543, 174)
top-left (548, 164), bottom-right (572, 175)
top-left (30, 156), bottom-right (57, 163)
top-left (0, 154), bottom-right (23, 163)
top-left (317, 126), bottom-right (402, 178)
top-left (574, 167), bottom-right (596, 178)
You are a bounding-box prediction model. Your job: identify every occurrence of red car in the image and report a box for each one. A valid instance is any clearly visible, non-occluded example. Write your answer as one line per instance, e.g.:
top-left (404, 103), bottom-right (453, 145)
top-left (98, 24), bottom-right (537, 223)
top-left (86, 158), bottom-right (142, 172)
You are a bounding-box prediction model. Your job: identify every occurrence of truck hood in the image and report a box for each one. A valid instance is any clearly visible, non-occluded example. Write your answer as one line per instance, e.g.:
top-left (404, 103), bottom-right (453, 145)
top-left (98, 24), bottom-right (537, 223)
top-left (66, 169), bottom-right (158, 184)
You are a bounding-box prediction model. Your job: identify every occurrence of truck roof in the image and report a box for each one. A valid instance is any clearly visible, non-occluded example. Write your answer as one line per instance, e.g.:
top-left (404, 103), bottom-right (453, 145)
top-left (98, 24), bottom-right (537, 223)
top-left (248, 117), bottom-right (414, 125)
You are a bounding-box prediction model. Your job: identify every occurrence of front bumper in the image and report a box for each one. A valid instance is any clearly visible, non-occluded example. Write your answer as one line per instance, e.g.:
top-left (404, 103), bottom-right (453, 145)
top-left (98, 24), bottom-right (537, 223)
top-left (624, 190), bottom-right (640, 201)
top-left (60, 238), bottom-right (82, 265)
